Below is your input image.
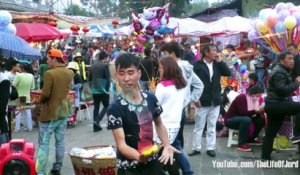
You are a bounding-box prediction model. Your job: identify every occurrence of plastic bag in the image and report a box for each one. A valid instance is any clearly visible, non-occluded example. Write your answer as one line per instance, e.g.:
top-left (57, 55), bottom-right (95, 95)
top-left (81, 83), bottom-right (93, 102)
top-left (273, 135), bottom-right (292, 150)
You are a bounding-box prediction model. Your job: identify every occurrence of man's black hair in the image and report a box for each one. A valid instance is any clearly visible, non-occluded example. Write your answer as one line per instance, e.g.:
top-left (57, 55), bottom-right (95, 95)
top-left (201, 44), bottom-right (216, 58)
top-left (161, 42), bottom-right (182, 58)
top-left (98, 51), bottom-right (108, 60)
top-left (277, 51), bottom-right (293, 61)
top-left (248, 73), bottom-right (258, 83)
top-left (144, 47), bottom-right (151, 57)
top-left (115, 53), bottom-right (140, 70)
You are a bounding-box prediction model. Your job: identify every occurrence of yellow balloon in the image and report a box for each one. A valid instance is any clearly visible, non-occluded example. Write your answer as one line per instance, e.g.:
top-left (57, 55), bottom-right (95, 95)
top-left (257, 23), bottom-right (268, 33)
top-left (284, 16), bottom-right (297, 30)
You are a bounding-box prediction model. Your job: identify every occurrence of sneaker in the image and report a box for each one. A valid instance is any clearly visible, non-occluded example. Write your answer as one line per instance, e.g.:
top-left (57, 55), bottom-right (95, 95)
top-left (291, 136), bottom-right (300, 144)
top-left (248, 139), bottom-right (262, 145)
top-left (237, 145), bottom-right (252, 152)
top-left (50, 169), bottom-right (61, 175)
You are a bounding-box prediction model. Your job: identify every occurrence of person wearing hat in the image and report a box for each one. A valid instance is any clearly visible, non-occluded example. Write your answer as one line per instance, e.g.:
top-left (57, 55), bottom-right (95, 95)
top-left (36, 49), bottom-right (74, 175)
top-left (73, 52), bottom-right (87, 82)
top-left (66, 62), bottom-right (82, 110)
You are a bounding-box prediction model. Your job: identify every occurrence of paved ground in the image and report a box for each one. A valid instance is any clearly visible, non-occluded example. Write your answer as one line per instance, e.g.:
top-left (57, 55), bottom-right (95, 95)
top-left (13, 106), bottom-right (300, 175)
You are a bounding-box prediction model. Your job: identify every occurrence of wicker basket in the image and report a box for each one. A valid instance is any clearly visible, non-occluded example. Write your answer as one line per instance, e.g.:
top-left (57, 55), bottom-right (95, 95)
top-left (69, 145), bottom-right (117, 175)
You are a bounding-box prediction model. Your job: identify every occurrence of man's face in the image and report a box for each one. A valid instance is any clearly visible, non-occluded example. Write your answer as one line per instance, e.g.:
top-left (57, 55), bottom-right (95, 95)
top-left (47, 56), bottom-right (56, 68)
top-left (206, 46), bottom-right (217, 60)
top-left (280, 54), bottom-right (294, 70)
top-left (12, 63), bottom-right (20, 72)
top-left (287, 46), bottom-right (298, 57)
top-left (116, 65), bottom-right (141, 93)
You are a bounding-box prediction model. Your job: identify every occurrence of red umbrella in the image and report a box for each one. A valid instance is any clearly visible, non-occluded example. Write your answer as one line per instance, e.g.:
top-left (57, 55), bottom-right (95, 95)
top-left (15, 23), bottom-right (65, 42)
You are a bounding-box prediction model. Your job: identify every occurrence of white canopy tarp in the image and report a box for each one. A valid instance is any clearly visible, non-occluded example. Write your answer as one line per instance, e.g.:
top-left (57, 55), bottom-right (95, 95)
top-left (115, 17), bottom-right (208, 36)
top-left (205, 16), bottom-right (254, 36)
top-left (59, 29), bottom-right (103, 37)
top-left (168, 17), bottom-right (207, 36)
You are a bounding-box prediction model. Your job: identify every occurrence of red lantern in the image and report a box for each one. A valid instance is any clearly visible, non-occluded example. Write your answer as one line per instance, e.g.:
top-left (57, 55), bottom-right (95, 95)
top-left (70, 25), bottom-right (80, 35)
top-left (112, 19), bottom-right (119, 29)
top-left (48, 21), bottom-right (57, 27)
top-left (82, 27), bottom-right (89, 33)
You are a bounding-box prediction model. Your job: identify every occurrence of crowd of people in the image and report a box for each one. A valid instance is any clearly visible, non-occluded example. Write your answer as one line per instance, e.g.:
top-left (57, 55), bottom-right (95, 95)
top-left (0, 38), bottom-right (300, 175)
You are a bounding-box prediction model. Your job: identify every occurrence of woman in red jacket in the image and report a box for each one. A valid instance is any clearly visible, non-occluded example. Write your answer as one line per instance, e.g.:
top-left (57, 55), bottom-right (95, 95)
top-left (224, 86), bottom-right (265, 151)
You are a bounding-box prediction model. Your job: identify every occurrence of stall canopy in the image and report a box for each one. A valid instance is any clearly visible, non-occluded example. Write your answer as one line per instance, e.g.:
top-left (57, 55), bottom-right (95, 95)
top-left (88, 25), bottom-right (114, 38)
top-left (15, 23), bottom-right (65, 42)
top-left (168, 17), bottom-right (207, 36)
top-left (205, 16), bottom-right (254, 36)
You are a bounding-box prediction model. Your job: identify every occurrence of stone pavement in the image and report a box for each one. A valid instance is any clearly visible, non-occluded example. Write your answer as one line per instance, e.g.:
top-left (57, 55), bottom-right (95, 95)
top-left (13, 106), bottom-right (300, 175)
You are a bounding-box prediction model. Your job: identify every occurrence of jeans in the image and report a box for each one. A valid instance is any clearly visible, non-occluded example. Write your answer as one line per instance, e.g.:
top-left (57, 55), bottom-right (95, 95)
top-left (262, 101), bottom-right (300, 160)
top-left (177, 109), bottom-right (186, 148)
top-left (172, 137), bottom-right (193, 175)
top-left (226, 116), bottom-right (265, 145)
top-left (192, 106), bottom-right (220, 151)
top-left (15, 109), bottom-right (32, 131)
top-left (92, 93), bottom-right (109, 124)
top-left (256, 68), bottom-right (266, 89)
top-left (36, 118), bottom-right (67, 175)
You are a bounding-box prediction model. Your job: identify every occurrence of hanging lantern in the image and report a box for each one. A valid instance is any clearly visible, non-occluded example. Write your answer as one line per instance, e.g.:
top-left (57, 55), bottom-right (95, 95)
top-left (112, 19), bottom-right (119, 29)
top-left (82, 27), bottom-right (89, 33)
top-left (70, 25), bottom-right (80, 35)
top-left (48, 21), bottom-right (57, 27)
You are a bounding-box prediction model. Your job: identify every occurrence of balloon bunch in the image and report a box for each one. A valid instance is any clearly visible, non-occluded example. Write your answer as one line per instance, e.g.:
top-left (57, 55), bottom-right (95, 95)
top-left (0, 10), bottom-right (16, 35)
top-left (131, 2), bottom-right (175, 43)
top-left (248, 2), bottom-right (300, 54)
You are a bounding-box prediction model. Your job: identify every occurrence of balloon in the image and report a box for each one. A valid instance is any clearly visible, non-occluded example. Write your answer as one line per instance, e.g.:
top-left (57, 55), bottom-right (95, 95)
top-left (278, 10), bottom-right (291, 21)
top-left (5, 23), bottom-right (16, 35)
top-left (137, 36), bottom-right (147, 43)
top-left (266, 13), bottom-right (279, 28)
top-left (286, 2), bottom-right (295, 9)
top-left (157, 26), bottom-right (175, 34)
top-left (149, 18), bottom-right (161, 29)
top-left (142, 8), bottom-right (157, 20)
top-left (256, 20), bottom-right (268, 33)
top-left (293, 11), bottom-right (300, 25)
top-left (160, 13), bottom-right (169, 25)
top-left (284, 16), bottom-right (297, 30)
top-left (145, 25), bottom-right (155, 36)
top-left (240, 65), bottom-right (247, 73)
top-left (274, 21), bottom-right (286, 33)
top-left (259, 8), bottom-right (273, 22)
top-left (289, 6), bottom-right (299, 15)
top-left (156, 8), bottom-right (165, 20)
top-left (275, 2), bottom-right (287, 13)
top-left (0, 10), bottom-right (12, 27)
top-left (248, 30), bottom-right (259, 42)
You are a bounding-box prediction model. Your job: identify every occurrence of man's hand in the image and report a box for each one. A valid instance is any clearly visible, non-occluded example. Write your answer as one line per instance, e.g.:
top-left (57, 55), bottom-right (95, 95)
top-left (158, 145), bottom-right (180, 165)
top-left (256, 106), bottom-right (264, 114)
top-left (194, 100), bottom-right (201, 108)
top-left (295, 76), bottom-right (300, 85)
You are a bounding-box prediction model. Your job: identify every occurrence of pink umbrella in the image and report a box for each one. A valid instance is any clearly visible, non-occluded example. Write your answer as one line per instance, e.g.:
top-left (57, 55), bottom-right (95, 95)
top-left (15, 23), bottom-right (65, 42)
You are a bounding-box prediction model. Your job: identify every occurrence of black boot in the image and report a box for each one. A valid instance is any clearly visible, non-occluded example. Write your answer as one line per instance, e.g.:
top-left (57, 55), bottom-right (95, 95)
top-left (50, 169), bottom-right (61, 175)
top-left (93, 123), bottom-right (102, 132)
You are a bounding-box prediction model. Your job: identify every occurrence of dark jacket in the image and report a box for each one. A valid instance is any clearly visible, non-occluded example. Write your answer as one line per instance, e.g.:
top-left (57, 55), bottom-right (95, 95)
top-left (89, 61), bottom-right (110, 94)
top-left (292, 54), bottom-right (300, 80)
top-left (193, 59), bottom-right (231, 106)
top-left (140, 57), bottom-right (158, 81)
top-left (0, 76), bottom-right (10, 134)
top-left (266, 64), bottom-right (299, 103)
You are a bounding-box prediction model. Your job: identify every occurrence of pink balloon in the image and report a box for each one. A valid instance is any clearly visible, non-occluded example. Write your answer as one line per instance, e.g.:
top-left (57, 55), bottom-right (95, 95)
top-left (266, 14), bottom-right (279, 28)
top-left (289, 6), bottom-right (299, 15)
top-left (137, 36), bottom-right (147, 43)
top-left (150, 19), bottom-right (161, 29)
